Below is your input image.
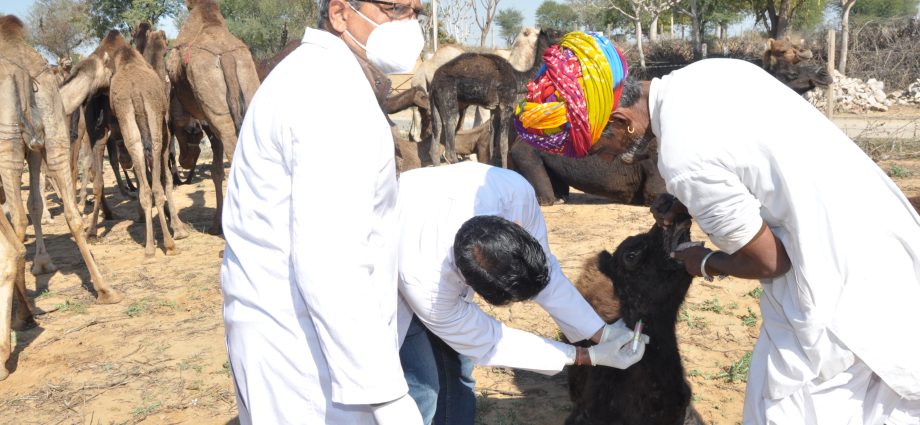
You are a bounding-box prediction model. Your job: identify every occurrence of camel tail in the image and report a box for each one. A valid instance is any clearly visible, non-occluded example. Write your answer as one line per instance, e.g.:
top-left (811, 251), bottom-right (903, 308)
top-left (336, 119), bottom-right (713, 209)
top-left (131, 95), bottom-right (154, 173)
top-left (14, 74), bottom-right (45, 151)
top-left (219, 54), bottom-right (245, 133)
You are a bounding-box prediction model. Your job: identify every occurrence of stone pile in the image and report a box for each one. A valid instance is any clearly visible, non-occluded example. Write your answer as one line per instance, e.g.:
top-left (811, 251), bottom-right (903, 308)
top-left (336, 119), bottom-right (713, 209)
top-left (889, 79), bottom-right (920, 106)
top-left (806, 70), bottom-right (893, 112)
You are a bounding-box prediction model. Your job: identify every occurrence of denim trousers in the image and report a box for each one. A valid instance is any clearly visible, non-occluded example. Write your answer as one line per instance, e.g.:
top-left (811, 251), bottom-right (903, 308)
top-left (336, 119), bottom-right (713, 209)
top-left (401, 315), bottom-right (476, 425)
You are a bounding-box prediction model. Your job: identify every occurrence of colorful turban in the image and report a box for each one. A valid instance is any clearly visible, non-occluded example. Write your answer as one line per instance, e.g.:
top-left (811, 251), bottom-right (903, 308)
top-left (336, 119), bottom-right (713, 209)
top-left (514, 31), bottom-right (629, 157)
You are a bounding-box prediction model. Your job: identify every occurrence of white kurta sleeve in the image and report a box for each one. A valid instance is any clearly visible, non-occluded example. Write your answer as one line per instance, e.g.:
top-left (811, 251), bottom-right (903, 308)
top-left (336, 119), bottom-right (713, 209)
top-left (522, 194), bottom-right (605, 342)
top-left (667, 169), bottom-right (764, 255)
top-left (288, 110), bottom-right (406, 405)
top-left (400, 267), bottom-right (574, 376)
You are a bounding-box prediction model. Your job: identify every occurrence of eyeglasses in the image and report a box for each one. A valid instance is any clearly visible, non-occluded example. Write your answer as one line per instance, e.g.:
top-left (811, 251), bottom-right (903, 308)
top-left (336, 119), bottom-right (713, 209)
top-left (358, 0), bottom-right (427, 21)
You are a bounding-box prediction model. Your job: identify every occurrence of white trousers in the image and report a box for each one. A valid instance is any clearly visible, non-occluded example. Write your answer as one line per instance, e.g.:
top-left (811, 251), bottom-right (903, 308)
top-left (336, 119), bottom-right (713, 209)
top-left (744, 354), bottom-right (920, 425)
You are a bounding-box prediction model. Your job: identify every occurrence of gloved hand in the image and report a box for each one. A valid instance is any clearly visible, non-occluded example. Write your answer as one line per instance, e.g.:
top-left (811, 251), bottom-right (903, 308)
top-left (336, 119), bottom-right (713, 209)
top-left (589, 324), bottom-right (648, 369)
top-left (371, 393), bottom-right (423, 425)
top-left (600, 318), bottom-right (652, 346)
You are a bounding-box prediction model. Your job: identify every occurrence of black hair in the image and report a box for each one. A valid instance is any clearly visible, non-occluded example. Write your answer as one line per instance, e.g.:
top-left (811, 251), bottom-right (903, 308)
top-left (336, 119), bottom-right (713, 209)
top-left (317, 0), bottom-right (361, 29)
top-left (453, 215), bottom-right (550, 306)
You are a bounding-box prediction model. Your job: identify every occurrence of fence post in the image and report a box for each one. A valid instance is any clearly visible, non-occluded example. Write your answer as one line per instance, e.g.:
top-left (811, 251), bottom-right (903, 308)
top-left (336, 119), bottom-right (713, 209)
top-left (826, 29), bottom-right (836, 119)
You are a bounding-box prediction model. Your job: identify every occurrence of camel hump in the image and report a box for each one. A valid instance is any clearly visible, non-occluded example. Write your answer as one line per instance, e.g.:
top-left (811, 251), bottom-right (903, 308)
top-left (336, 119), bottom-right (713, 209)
top-left (0, 15), bottom-right (26, 41)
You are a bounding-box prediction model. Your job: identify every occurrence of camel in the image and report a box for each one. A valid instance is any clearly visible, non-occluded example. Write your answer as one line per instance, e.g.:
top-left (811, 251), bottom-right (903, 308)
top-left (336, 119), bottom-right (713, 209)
top-left (1, 16), bottom-right (122, 379)
top-left (167, 0), bottom-right (261, 234)
top-left (61, 31), bottom-right (186, 256)
top-left (566, 210), bottom-right (705, 424)
top-left (257, 38), bottom-right (301, 81)
top-left (509, 138), bottom-right (666, 206)
top-left (428, 28), bottom-right (562, 168)
top-left (762, 37), bottom-right (832, 95)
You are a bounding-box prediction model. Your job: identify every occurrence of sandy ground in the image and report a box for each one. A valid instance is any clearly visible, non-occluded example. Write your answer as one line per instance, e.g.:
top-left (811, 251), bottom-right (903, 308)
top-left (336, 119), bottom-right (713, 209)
top-left (1, 149), bottom-right (919, 424)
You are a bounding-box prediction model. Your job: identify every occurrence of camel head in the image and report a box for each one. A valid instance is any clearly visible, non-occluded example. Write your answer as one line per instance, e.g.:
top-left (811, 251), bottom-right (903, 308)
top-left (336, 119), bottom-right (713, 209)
top-left (185, 0), bottom-right (226, 25)
top-left (133, 21), bottom-right (152, 53)
top-left (177, 122), bottom-right (204, 170)
top-left (763, 37), bottom-right (814, 70)
top-left (145, 30), bottom-right (168, 57)
top-left (0, 14), bottom-right (26, 42)
top-left (58, 31), bottom-right (129, 115)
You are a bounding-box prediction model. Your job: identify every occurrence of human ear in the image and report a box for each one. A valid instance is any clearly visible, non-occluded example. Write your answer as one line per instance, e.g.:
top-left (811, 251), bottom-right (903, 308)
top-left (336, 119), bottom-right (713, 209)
top-left (328, 0), bottom-right (349, 33)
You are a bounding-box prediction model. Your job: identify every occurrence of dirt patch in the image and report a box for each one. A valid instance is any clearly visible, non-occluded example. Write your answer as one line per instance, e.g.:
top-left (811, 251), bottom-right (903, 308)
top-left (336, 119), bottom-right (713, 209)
top-left (2, 153), bottom-right (919, 424)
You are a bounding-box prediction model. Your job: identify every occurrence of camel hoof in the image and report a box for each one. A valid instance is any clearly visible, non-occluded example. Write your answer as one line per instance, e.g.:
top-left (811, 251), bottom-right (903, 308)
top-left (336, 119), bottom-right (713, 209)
top-left (173, 227), bottom-right (190, 240)
top-left (207, 225), bottom-right (222, 236)
top-left (0, 368), bottom-right (9, 381)
top-left (30, 256), bottom-right (58, 275)
top-left (11, 315), bottom-right (37, 331)
top-left (166, 247), bottom-right (179, 256)
top-left (96, 290), bottom-right (123, 305)
top-left (144, 249), bottom-right (156, 258)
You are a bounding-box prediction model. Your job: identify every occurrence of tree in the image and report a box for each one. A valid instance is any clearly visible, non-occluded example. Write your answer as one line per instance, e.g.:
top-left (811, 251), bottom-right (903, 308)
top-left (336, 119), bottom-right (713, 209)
top-left (838, 0), bottom-right (856, 75)
top-left (219, 0), bottom-right (316, 60)
top-left (587, 0), bottom-right (683, 69)
top-left (469, 0), bottom-right (502, 47)
top-left (27, 0), bottom-right (93, 60)
top-left (850, 0), bottom-right (918, 17)
top-left (750, 0), bottom-right (828, 39)
top-left (536, 1), bottom-right (579, 31)
top-left (495, 8), bottom-right (524, 46)
top-left (87, 0), bottom-right (183, 38)
top-left (437, 0), bottom-right (475, 45)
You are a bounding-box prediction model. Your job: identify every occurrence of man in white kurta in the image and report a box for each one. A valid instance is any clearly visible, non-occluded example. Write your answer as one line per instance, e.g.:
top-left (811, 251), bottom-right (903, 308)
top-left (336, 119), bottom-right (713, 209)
top-left (643, 59), bottom-right (920, 424)
top-left (219, 1), bottom-right (424, 422)
top-left (396, 161), bottom-right (646, 422)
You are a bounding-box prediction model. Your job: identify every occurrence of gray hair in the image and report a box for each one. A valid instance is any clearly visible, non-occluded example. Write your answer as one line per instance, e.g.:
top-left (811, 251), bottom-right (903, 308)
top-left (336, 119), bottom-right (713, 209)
top-left (618, 75), bottom-right (642, 108)
top-left (317, 0), bottom-right (362, 29)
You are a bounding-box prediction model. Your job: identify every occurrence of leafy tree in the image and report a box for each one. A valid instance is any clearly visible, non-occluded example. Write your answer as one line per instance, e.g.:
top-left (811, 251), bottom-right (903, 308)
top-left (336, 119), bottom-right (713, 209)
top-left (495, 8), bottom-right (524, 46)
top-left (87, 0), bottom-right (182, 38)
top-left (536, 0), bottom-right (579, 31)
top-left (219, 0), bottom-right (316, 60)
top-left (850, 0), bottom-right (919, 17)
top-left (27, 0), bottom-right (93, 59)
top-left (750, 0), bottom-right (829, 39)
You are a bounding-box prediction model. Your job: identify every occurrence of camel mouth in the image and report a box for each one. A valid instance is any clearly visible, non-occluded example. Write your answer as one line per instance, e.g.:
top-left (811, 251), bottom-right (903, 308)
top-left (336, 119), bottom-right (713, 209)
top-left (619, 133), bottom-right (654, 165)
top-left (662, 215), bottom-right (693, 257)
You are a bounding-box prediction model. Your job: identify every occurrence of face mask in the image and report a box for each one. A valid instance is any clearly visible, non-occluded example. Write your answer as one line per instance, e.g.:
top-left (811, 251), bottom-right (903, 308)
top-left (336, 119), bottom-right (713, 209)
top-left (346, 5), bottom-right (425, 74)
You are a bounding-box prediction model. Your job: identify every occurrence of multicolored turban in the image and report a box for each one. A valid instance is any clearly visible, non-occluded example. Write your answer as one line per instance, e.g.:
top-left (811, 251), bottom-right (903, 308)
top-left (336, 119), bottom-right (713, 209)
top-left (514, 31), bottom-right (629, 157)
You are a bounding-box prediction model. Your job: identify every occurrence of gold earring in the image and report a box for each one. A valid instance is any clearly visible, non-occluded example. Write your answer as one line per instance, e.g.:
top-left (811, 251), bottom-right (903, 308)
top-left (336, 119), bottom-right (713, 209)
top-left (627, 125), bottom-right (635, 134)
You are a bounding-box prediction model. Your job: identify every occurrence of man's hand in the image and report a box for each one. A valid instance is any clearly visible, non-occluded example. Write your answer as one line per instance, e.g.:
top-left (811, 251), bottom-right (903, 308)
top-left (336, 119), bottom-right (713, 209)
top-left (371, 393), bottom-right (423, 425)
top-left (588, 326), bottom-right (648, 369)
top-left (600, 318), bottom-right (650, 345)
top-left (651, 193), bottom-right (688, 228)
top-left (671, 245), bottom-right (712, 277)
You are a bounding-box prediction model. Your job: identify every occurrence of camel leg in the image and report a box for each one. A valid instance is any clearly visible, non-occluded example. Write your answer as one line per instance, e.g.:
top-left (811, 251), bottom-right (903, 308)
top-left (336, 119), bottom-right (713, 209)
top-left (76, 131), bottom-right (92, 212)
top-left (161, 138), bottom-right (188, 240)
top-left (0, 212), bottom-right (27, 381)
top-left (0, 143), bottom-right (27, 243)
top-left (38, 170), bottom-right (54, 225)
top-left (492, 107), bottom-right (512, 168)
top-left (438, 91), bottom-right (461, 164)
top-left (150, 142), bottom-right (178, 256)
top-left (123, 130), bottom-right (156, 256)
top-left (198, 115), bottom-right (234, 235)
top-left (86, 132), bottom-right (110, 239)
top-left (44, 142), bottom-right (122, 304)
top-left (28, 151), bottom-right (57, 275)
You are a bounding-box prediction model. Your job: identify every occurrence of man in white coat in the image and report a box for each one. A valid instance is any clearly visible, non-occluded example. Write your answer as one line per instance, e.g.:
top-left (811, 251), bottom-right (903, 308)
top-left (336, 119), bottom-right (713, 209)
top-left (396, 161), bottom-right (650, 424)
top-left (220, 0), bottom-right (426, 423)
top-left (560, 58), bottom-right (920, 424)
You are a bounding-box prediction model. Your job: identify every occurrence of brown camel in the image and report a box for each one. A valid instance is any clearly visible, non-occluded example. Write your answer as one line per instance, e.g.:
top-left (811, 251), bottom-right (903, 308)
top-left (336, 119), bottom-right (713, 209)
top-left (428, 28), bottom-right (561, 167)
top-left (167, 0), bottom-right (261, 234)
top-left (1, 16), bottom-right (122, 380)
top-left (762, 37), bottom-right (831, 95)
top-left (61, 31), bottom-right (187, 256)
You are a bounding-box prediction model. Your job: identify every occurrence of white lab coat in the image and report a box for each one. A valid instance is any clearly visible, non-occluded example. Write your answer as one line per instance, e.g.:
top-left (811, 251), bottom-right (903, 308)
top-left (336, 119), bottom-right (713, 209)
top-left (650, 59), bottom-right (920, 423)
top-left (396, 162), bottom-right (605, 375)
top-left (220, 28), bottom-right (406, 424)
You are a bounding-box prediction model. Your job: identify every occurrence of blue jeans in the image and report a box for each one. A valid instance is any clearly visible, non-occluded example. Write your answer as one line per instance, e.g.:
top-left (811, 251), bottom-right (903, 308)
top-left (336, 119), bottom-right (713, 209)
top-left (401, 315), bottom-right (476, 425)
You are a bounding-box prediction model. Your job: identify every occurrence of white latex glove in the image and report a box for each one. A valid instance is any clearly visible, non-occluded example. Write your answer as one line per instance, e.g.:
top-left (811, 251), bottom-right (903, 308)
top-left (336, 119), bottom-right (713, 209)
top-left (600, 318), bottom-right (651, 345)
top-left (588, 325), bottom-right (648, 369)
top-left (371, 393), bottom-right (423, 425)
